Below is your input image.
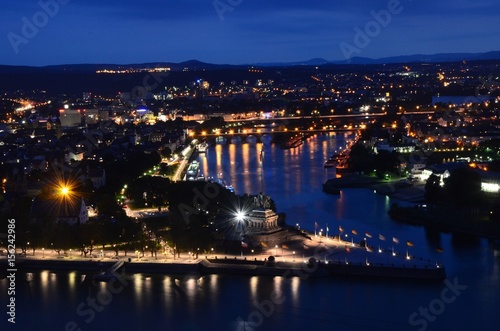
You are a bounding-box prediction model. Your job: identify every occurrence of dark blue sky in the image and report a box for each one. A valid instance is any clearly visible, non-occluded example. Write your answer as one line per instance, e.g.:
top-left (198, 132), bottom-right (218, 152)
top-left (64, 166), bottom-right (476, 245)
top-left (2, 0), bottom-right (500, 66)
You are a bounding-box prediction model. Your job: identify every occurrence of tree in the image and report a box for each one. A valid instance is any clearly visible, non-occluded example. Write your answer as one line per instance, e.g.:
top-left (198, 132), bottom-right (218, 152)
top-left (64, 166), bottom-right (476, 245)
top-left (127, 176), bottom-right (170, 208)
top-left (95, 193), bottom-right (124, 217)
top-left (373, 150), bottom-right (400, 178)
top-left (425, 174), bottom-right (442, 204)
top-left (444, 168), bottom-right (482, 206)
top-left (160, 147), bottom-right (172, 158)
top-left (347, 143), bottom-right (372, 173)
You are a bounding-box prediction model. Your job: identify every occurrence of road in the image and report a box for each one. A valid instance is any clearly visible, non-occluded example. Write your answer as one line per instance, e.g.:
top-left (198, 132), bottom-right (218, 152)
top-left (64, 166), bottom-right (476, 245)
top-left (172, 146), bottom-right (195, 181)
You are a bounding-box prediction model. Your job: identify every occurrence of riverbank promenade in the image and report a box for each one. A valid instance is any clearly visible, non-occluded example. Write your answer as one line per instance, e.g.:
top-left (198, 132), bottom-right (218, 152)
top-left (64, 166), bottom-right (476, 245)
top-left (2, 229), bottom-right (444, 280)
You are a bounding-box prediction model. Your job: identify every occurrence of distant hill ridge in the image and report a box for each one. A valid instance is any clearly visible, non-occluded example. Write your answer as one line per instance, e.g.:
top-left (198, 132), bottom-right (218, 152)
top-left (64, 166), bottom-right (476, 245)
top-left (1, 51), bottom-right (500, 73)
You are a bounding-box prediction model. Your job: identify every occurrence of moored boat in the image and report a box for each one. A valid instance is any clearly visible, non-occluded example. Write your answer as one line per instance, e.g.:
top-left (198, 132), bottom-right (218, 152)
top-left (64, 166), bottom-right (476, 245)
top-left (197, 142), bottom-right (208, 153)
top-left (324, 159), bottom-right (337, 168)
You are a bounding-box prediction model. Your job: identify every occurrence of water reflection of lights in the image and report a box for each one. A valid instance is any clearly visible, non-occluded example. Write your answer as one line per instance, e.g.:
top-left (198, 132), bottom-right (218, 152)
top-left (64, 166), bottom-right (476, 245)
top-left (185, 278), bottom-right (197, 292)
top-left (290, 277), bottom-right (300, 305)
top-left (68, 271), bottom-right (76, 287)
top-left (162, 276), bottom-right (172, 291)
top-left (242, 144), bottom-right (250, 191)
top-left (216, 144), bottom-right (222, 169)
top-left (40, 271), bottom-right (50, 302)
top-left (133, 274), bottom-right (143, 297)
top-left (41, 271), bottom-right (49, 286)
top-left (250, 276), bottom-right (258, 300)
top-left (209, 274), bottom-right (218, 289)
top-left (98, 281), bottom-right (108, 292)
top-left (273, 277), bottom-right (284, 300)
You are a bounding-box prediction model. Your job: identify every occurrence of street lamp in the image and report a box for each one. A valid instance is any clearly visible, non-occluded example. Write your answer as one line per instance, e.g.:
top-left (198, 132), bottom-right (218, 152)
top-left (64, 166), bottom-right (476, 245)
top-left (236, 211), bottom-right (245, 222)
top-left (293, 251), bottom-right (295, 262)
top-left (42, 248), bottom-right (45, 258)
top-left (275, 245), bottom-right (278, 256)
top-left (61, 186), bottom-right (69, 195)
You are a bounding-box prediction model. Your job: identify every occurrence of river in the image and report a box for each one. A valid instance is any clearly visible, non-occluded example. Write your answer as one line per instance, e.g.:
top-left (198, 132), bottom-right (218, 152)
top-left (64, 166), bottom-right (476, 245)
top-left (2, 132), bottom-right (499, 331)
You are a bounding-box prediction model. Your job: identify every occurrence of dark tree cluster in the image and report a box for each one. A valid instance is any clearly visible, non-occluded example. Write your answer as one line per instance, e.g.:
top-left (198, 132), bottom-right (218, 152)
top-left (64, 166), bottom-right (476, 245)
top-left (347, 142), bottom-right (401, 177)
top-left (127, 176), bottom-right (171, 210)
top-left (424, 168), bottom-right (483, 207)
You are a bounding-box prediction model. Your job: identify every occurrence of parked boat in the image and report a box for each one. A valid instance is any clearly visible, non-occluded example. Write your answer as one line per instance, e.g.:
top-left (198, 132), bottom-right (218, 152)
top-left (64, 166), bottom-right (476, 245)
top-left (324, 159), bottom-right (337, 168)
top-left (187, 160), bottom-right (200, 180)
top-left (197, 142), bottom-right (208, 153)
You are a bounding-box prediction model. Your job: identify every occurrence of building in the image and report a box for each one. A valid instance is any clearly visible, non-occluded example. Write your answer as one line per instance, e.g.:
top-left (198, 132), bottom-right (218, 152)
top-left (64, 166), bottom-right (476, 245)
top-left (88, 167), bottom-right (106, 189)
top-left (240, 194), bottom-right (287, 248)
top-left (245, 209), bottom-right (280, 234)
top-left (31, 196), bottom-right (89, 225)
top-left (59, 108), bottom-right (83, 127)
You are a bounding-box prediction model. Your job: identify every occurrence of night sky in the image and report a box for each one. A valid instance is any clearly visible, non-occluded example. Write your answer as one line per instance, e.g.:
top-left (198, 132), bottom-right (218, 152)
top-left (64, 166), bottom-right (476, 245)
top-left (2, 0), bottom-right (500, 66)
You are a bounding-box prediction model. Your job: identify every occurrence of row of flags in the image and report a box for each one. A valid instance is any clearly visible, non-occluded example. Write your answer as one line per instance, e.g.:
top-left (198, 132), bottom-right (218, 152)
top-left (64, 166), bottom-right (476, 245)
top-left (338, 225), bottom-right (443, 251)
top-left (254, 223), bottom-right (444, 253)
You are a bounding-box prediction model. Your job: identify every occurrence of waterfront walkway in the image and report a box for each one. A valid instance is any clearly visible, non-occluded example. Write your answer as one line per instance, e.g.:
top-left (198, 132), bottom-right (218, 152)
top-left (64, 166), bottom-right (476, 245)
top-left (2, 229), bottom-right (441, 272)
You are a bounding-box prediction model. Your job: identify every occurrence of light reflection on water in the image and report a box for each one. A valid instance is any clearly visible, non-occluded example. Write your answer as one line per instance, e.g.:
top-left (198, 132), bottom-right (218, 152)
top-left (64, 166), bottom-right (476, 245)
top-left (1, 133), bottom-right (500, 330)
top-left (2, 251), bottom-right (500, 331)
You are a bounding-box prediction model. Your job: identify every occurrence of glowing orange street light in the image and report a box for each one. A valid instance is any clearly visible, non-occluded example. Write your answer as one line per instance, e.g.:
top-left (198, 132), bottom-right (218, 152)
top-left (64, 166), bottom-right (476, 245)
top-left (61, 186), bottom-right (70, 195)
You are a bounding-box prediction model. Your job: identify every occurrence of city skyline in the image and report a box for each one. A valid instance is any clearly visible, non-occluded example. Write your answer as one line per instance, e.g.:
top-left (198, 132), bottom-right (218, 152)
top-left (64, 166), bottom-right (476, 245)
top-left (2, 0), bottom-right (500, 66)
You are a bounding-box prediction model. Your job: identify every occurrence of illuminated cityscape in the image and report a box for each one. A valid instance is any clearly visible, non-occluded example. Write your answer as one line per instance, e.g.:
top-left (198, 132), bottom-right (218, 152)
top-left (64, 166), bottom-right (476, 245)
top-left (1, 1), bottom-right (500, 330)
